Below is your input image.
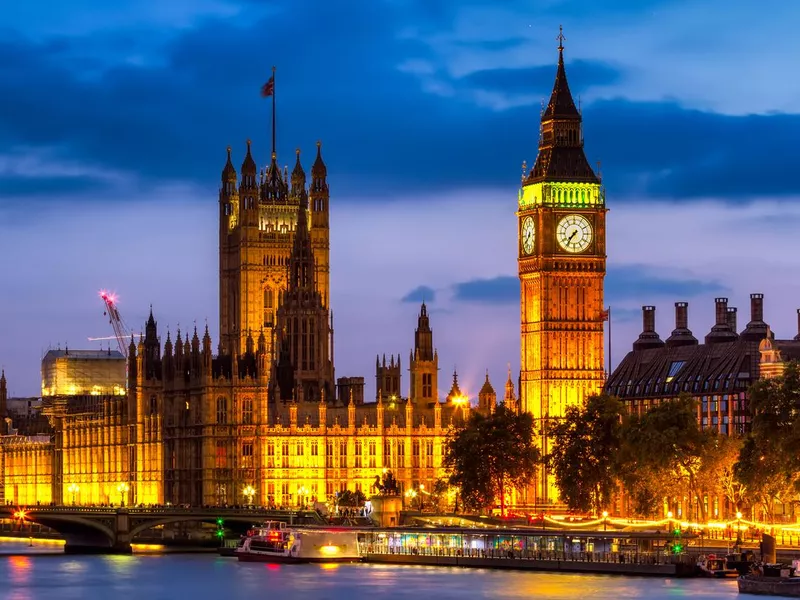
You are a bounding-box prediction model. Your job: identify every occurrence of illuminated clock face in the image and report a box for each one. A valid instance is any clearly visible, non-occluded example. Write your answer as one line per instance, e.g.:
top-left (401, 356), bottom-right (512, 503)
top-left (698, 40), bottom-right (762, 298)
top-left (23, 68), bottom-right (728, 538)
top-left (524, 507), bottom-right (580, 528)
top-left (521, 216), bottom-right (535, 255)
top-left (556, 214), bottom-right (593, 253)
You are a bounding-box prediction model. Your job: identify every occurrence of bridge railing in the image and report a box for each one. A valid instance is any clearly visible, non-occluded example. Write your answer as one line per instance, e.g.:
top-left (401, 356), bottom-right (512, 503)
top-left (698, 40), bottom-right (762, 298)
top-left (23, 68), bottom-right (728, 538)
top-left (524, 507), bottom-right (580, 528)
top-left (0, 505), bottom-right (314, 516)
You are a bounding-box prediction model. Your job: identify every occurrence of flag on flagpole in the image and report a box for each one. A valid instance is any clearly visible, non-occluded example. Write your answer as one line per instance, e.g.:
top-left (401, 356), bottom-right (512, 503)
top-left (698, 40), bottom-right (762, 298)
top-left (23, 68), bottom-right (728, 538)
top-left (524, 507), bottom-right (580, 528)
top-left (600, 308), bottom-right (610, 321)
top-left (261, 76), bottom-right (275, 97)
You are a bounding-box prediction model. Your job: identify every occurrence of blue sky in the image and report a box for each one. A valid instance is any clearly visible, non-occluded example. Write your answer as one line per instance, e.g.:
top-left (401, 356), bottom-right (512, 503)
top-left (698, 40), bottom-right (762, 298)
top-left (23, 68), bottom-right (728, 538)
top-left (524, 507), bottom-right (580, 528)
top-left (2, 0), bottom-right (800, 398)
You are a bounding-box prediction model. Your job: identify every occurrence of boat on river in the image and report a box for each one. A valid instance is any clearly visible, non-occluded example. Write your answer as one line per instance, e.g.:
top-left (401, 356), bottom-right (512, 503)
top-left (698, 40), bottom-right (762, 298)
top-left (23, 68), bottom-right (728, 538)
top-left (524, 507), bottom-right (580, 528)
top-left (235, 522), bottom-right (361, 564)
top-left (738, 563), bottom-right (800, 596)
top-left (697, 554), bottom-right (739, 578)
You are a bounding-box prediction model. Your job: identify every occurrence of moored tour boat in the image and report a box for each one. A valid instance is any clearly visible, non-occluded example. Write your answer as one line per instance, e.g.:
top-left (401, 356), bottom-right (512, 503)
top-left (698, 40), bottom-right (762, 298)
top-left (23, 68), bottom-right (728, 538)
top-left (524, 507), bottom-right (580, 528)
top-left (697, 554), bottom-right (739, 578)
top-left (738, 563), bottom-right (800, 597)
top-left (236, 522), bottom-right (361, 564)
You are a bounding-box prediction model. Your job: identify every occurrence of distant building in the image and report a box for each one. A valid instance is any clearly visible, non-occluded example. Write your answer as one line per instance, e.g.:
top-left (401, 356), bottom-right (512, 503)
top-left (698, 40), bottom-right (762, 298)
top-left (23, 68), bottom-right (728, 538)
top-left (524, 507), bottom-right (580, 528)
top-left (41, 348), bottom-right (126, 397)
top-left (606, 295), bottom-right (800, 434)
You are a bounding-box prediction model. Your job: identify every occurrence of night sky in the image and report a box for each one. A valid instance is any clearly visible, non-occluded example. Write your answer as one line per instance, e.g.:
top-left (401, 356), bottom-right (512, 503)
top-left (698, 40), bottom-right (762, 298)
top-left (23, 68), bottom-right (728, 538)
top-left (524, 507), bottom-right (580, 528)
top-left (2, 0), bottom-right (799, 398)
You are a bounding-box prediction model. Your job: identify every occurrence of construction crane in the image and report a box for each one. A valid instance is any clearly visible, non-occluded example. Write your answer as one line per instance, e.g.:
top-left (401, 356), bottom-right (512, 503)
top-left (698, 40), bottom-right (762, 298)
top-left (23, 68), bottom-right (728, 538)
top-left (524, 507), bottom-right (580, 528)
top-left (90, 290), bottom-right (137, 358)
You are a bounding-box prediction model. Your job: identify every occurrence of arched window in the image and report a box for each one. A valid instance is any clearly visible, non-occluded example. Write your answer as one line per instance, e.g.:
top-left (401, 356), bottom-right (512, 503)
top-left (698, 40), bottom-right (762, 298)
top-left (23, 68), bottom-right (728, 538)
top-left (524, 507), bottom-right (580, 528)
top-left (263, 287), bottom-right (274, 328)
top-left (149, 394), bottom-right (158, 416)
top-left (216, 397), bottom-right (228, 424)
top-left (242, 398), bottom-right (253, 425)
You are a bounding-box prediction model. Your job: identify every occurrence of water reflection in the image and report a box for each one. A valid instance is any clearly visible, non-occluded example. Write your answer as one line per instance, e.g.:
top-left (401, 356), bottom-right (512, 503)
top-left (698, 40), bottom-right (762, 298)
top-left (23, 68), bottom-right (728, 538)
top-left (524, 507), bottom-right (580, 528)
top-left (0, 554), bottom-right (741, 600)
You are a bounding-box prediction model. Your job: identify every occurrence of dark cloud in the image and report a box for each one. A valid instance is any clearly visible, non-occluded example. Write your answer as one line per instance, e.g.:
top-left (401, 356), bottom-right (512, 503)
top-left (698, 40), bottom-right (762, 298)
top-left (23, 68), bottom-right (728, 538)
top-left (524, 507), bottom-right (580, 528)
top-left (462, 60), bottom-right (621, 95)
top-left (451, 265), bottom-right (728, 305)
top-left (401, 285), bottom-right (436, 303)
top-left (0, 175), bottom-right (111, 196)
top-left (452, 276), bottom-right (518, 304)
top-left (1, 0), bottom-right (799, 204)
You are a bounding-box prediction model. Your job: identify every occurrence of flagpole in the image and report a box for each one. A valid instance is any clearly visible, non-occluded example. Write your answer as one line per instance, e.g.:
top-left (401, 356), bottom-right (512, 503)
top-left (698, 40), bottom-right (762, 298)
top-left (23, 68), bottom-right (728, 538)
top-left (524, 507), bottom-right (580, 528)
top-left (608, 306), bottom-right (612, 378)
top-left (271, 66), bottom-right (276, 158)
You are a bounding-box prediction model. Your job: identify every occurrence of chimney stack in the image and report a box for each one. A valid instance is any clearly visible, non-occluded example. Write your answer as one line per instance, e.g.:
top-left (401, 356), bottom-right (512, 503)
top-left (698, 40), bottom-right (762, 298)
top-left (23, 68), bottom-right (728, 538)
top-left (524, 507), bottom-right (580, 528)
top-left (706, 297), bottom-right (739, 344)
top-left (633, 306), bottom-right (665, 351)
top-left (666, 301), bottom-right (698, 348)
top-left (741, 293), bottom-right (770, 342)
top-left (727, 307), bottom-right (738, 332)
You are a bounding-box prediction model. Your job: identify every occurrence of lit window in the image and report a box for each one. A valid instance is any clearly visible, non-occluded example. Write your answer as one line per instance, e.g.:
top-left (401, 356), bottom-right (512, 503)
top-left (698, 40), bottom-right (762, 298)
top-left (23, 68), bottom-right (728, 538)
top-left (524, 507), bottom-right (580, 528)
top-left (666, 361), bottom-right (686, 383)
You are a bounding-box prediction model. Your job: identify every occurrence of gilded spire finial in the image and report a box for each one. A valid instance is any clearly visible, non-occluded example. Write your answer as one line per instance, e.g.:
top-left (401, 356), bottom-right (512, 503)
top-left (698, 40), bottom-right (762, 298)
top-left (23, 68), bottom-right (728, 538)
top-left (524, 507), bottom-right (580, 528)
top-left (557, 25), bottom-right (565, 52)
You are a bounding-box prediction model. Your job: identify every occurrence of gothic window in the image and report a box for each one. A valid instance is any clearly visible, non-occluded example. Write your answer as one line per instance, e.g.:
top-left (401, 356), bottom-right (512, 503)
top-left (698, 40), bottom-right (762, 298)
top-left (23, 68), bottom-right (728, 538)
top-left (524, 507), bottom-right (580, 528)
top-left (281, 441), bottom-right (290, 468)
top-left (426, 440), bottom-right (434, 468)
top-left (339, 440), bottom-right (347, 468)
top-left (368, 441), bottom-right (376, 468)
top-left (354, 441), bottom-right (363, 468)
top-left (412, 440), bottom-right (420, 468)
top-left (422, 373), bottom-right (432, 398)
top-left (242, 398), bottom-right (253, 425)
top-left (263, 288), bottom-right (274, 328)
top-left (397, 440), bottom-right (405, 468)
top-left (242, 442), bottom-right (253, 468)
top-left (267, 441), bottom-right (275, 468)
top-left (215, 441), bottom-right (226, 469)
top-left (149, 394), bottom-right (157, 416)
top-left (326, 441), bottom-right (334, 468)
top-left (216, 397), bottom-right (228, 424)
top-left (384, 440), bottom-right (392, 468)
top-left (311, 441), bottom-right (319, 457)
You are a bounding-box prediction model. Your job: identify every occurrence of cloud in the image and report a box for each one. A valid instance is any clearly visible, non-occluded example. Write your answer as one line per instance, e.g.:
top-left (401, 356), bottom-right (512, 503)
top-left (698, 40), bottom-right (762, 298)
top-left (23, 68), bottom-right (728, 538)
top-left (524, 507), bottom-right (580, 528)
top-left (450, 266), bottom-right (728, 306)
top-left (2, 1), bottom-right (800, 206)
top-left (400, 285), bottom-right (436, 304)
top-left (452, 276), bottom-right (518, 304)
top-left (458, 59), bottom-right (621, 95)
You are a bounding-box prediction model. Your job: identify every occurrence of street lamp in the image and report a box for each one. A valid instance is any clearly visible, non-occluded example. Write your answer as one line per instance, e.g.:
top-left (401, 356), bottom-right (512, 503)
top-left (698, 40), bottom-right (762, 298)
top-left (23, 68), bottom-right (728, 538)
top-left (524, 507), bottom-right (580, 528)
top-left (116, 483), bottom-right (129, 507)
top-left (736, 511), bottom-right (743, 546)
top-left (298, 486), bottom-right (308, 509)
top-left (602, 510), bottom-right (608, 532)
top-left (67, 483), bottom-right (80, 506)
top-left (243, 485), bottom-right (256, 506)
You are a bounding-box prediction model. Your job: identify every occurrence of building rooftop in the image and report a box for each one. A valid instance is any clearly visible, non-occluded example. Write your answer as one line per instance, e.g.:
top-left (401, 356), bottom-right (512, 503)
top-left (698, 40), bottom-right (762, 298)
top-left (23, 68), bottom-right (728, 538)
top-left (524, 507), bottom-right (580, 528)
top-left (43, 349), bottom-right (125, 361)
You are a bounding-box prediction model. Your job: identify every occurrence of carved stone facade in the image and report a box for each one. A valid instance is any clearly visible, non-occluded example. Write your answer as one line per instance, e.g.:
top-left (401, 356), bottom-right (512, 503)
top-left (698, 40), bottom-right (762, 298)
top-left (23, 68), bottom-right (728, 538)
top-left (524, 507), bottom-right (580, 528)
top-left (518, 43), bottom-right (607, 502)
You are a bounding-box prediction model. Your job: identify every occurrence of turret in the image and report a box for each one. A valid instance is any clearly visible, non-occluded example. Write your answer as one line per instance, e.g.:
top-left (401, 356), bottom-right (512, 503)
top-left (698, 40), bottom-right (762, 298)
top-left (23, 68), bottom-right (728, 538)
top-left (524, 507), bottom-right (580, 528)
top-left (632, 306), bottom-right (665, 351)
top-left (478, 371), bottom-right (496, 413)
top-left (143, 307), bottom-right (161, 380)
top-left (291, 148), bottom-right (306, 197)
top-left (239, 140), bottom-right (259, 227)
top-left (795, 309), bottom-right (800, 342)
top-left (503, 366), bottom-right (518, 412)
top-left (0, 369), bottom-right (8, 431)
top-left (220, 146), bottom-right (238, 227)
top-left (202, 324), bottom-right (212, 372)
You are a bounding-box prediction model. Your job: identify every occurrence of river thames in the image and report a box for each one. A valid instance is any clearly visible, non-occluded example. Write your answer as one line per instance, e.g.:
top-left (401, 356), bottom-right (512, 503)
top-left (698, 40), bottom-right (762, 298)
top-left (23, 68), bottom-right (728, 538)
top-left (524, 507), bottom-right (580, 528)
top-left (0, 543), bottom-right (741, 600)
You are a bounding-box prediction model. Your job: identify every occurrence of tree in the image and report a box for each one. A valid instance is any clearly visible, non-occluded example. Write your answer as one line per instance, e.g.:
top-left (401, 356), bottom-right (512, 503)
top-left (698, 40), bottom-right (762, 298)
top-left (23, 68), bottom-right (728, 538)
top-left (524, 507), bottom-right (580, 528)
top-left (735, 362), bottom-right (800, 520)
top-left (695, 434), bottom-right (743, 517)
top-left (548, 395), bottom-right (626, 514)
top-left (444, 405), bottom-right (539, 515)
top-left (620, 394), bottom-right (712, 521)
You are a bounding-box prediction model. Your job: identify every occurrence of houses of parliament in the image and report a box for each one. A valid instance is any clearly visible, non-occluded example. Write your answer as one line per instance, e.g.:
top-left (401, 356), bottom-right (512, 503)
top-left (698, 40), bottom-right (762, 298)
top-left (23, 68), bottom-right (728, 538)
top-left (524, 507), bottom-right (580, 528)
top-left (0, 125), bottom-right (518, 510)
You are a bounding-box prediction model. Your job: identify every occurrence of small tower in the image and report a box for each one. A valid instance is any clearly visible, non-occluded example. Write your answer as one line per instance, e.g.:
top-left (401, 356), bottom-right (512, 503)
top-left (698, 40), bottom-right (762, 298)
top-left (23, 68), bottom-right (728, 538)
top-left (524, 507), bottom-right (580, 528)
top-left (478, 371), bottom-right (496, 413)
top-left (409, 302), bottom-right (439, 404)
top-left (503, 366), bottom-right (518, 412)
top-left (310, 141), bottom-right (330, 308)
top-left (446, 369), bottom-right (464, 404)
top-left (376, 354), bottom-right (401, 401)
top-left (0, 369), bottom-right (8, 434)
top-left (759, 327), bottom-right (784, 379)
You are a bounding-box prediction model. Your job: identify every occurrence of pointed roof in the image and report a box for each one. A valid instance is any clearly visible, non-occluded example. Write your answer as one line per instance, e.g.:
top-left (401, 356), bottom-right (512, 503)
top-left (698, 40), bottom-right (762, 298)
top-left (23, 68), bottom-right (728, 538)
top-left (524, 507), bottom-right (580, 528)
top-left (524, 29), bottom-right (600, 185)
top-left (446, 369), bottom-right (463, 401)
top-left (311, 140), bottom-right (327, 179)
top-left (291, 148), bottom-right (306, 195)
top-left (241, 139), bottom-right (256, 175)
top-left (222, 146), bottom-right (236, 181)
top-left (479, 371), bottom-right (495, 396)
top-left (542, 35), bottom-right (581, 121)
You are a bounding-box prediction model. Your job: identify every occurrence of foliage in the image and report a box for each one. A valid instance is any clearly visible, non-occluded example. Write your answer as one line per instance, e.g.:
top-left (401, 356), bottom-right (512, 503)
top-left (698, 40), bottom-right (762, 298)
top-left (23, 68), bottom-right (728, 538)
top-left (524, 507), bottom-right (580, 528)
top-left (735, 362), bottom-right (800, 520)
top-left (619, 394), bottom-right (713, 520)
top-left (444, 405), bottom-right (540, 514)
top-left (548, 395), bottom-right (626, 514)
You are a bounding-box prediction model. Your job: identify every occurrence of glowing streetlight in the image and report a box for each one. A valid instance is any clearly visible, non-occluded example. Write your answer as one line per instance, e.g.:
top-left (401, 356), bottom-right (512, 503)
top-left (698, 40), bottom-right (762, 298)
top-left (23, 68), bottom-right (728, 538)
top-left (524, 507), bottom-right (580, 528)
top-left (67, 483), bottom-right (80, 505)
top-left (243, 485), bottom-right (256, 506)
top-left (116, 482), bottom-right (129, 507)
top-left (297, 486), bottom-right (308, 508)
top-left (736, 511), bottom-right (743, 545)
top-left (602, 510), bottom-right (608, 532)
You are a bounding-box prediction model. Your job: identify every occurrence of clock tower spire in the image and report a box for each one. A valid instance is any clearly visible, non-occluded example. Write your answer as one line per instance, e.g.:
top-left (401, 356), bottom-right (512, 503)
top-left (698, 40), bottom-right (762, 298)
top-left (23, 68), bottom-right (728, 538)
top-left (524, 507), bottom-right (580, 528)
top-left (518, 29), bottom-right (607, 503)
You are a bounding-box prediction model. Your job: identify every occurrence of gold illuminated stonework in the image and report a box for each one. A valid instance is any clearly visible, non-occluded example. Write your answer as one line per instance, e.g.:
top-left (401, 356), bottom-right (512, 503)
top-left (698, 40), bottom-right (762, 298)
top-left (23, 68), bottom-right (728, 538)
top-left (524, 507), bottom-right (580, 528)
top-left (518, 42), bottom-right (606, 503)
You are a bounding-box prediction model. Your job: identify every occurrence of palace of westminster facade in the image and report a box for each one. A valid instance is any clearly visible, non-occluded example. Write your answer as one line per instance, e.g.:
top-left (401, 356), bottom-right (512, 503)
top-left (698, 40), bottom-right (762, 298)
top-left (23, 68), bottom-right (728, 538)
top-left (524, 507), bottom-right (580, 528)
top-left (3, 41), bottom-right (796, 512)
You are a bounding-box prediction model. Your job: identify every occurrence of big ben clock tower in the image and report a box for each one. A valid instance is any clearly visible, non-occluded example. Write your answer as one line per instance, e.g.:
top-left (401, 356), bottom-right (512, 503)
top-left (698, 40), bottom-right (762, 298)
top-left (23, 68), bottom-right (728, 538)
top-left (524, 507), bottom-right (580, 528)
top-left (518, 30), bottom-right (606, 503)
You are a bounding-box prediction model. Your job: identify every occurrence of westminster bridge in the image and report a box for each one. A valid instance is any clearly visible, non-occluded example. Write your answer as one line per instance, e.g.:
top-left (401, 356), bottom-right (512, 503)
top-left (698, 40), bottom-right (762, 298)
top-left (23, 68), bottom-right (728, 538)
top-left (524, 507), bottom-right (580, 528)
top-left (0, 505), bottom-right (326, 554)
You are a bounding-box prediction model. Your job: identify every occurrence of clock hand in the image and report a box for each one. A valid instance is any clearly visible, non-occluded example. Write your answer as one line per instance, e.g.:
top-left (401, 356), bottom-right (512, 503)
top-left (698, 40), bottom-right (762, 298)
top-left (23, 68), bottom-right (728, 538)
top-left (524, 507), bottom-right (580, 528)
top-left (567, 230), bottom-right (577, 243)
